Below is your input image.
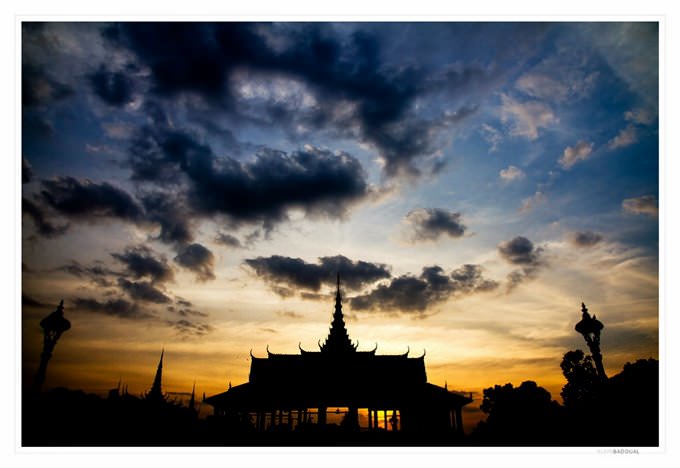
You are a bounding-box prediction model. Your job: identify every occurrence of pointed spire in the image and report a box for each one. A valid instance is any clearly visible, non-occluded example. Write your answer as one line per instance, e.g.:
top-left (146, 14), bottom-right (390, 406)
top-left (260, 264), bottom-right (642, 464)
top-left (146, 349), bottom-right (165, 402)
top-left (320, 273), bottom-right (356, 354)
top-left (188, 380), bottom-right (196, 413)
top-left (444, 381), bottom-right (448, 391)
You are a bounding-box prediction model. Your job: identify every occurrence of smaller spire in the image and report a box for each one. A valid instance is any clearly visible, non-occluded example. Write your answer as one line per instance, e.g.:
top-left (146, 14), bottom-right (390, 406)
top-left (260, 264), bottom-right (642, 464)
top-left (188, 381), bottom-right (196, 413)
top-left (146, 349), bottom-right (165, 402)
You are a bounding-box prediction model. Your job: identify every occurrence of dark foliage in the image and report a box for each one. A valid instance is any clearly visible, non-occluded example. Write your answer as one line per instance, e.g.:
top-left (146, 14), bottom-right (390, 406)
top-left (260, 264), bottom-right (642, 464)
top-left (471, 381), bottom-right (565, 445)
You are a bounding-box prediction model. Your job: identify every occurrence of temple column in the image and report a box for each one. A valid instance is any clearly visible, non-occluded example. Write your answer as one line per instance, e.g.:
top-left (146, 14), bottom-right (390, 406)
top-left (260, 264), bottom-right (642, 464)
top-left (373, 409), bottom-right (379, 429)
top-left (383, 410), bottom-right (387, 430)
top-left (368, 409), bottom-right (372, 430)
top-left (455, 407), bottom-right (464, 435)
top-left (318, 406), bottom-right (327, 425)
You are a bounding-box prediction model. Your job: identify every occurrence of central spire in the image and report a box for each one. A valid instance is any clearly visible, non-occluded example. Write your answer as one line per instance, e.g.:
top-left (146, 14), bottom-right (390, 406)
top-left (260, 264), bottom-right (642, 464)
top-left (320, 273), bottom-right (356, 353)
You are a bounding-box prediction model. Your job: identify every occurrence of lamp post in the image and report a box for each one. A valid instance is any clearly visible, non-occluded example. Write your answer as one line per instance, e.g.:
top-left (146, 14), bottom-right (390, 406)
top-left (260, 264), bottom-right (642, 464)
top-left (575, 302), bottom-right (607, 380)
top-left (33, 300), bottom-right (71, 392)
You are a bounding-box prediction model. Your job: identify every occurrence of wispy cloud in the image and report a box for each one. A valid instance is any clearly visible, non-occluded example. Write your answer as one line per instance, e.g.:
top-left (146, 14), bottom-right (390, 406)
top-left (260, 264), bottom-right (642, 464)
top-left (608, 125), bottom-right (638, 150)
top-left (500, 93), bottom-right (558, 140)
top-left (622, 195), bottom-right (658, 217)
top-left (499, 165), bottom-right (525, 182)
top-left (519, 191), bottom-right (546, 214)
top-left (559, 140), bottom-right (594, 169)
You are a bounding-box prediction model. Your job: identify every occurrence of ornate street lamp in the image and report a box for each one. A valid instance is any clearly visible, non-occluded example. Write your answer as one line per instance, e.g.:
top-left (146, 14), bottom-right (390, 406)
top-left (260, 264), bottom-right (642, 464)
top-left (32, 300), bottom-right (71, 392)
top-left (575, 302), bottom-right (607, 380)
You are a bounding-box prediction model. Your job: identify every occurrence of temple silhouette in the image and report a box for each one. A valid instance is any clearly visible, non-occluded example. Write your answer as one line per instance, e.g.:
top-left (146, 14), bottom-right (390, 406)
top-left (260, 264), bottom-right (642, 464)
top-left (205, 274), bottom-right (472, 437)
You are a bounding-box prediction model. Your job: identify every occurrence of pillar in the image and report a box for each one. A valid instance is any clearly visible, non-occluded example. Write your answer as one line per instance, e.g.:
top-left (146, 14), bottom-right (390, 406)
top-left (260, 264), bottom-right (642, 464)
top-left (368, 409), bottom-right (373, 430)
top-left (455, 407), bottom-right (464, 435)
top-left (318, 406), bottom-right (327, 425)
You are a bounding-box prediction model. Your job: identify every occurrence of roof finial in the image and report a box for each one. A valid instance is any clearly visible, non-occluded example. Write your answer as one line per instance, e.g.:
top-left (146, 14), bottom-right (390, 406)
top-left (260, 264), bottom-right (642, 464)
top-left (320, 271), bottom-right (355, 354)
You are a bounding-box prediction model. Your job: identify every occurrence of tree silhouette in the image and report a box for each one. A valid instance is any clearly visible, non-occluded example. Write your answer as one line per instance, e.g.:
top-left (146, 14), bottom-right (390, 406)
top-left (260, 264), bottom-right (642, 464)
top-left (558, 352), bottom-right (659, 446)
top-left (560, 349), bottom-right (601, 410)
top-left (472, 381), bottom-right (563, 445)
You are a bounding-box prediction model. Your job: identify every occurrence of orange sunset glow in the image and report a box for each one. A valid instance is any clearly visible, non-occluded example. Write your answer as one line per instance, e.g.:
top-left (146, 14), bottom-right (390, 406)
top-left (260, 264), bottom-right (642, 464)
top-left (20, 20), bottom-right (659, 446)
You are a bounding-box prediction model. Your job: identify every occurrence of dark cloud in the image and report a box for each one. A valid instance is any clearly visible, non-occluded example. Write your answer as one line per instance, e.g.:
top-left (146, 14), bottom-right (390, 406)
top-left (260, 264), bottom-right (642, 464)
top-left (350, 264), bottom-right (498, 314)
top-left (450, 264), bottom-right (501, 293)
top-left (22, 158), bottom-right (34, 184)
top-left (245, 256), bottom-right (321, 292)
top-left (110, 245), bottom-right (174, 284)
top-left (127, 125), bottom-right (371, 229)
top-left (622, 195), bottom-right (658, 217)
top-left (139, 191), bottom-right (194, 245)
top-left (22, 197), bottom-right (69, 238)
top-left (497, 236), bottom-right (545, 291)
top-left (23, 114), bottom-right (55, 139)
top-left (173, 243), bottom-right (216, 281)
top-left (73, 297), bottom-right (153, 319)
top-left (166, 305), bottom-right (209, 318)
top-left (318, 256), bottom-right (392, 289)
top-left (22, 294), bottom-right (48, 308)
top-left (56, 260), bottom-right (117, 287)
top-left (214, 232), bottom-right (242, 248)
top-left (167, 319), bottom-right (215, 337)
top-left (105, 23), bottom-right (416, 120)
top-left (175, 298), bottom-right (192, 307)
top-left (497, 236), bottom-right (543, 266)
top-left (88, 64), bottom-right (134, 106)
top-left (276, 310), bottom-right (304, 319)
top-left (105, 23), bottom-right (481, 178)
top-left (244, 254), bottom-right (391, 294)
top-left (41, 176), bottom-right (144, 222)
top-left (363, 105), bottom-right (477, 178)
top-left (117, 278), bottom-right (172, 304)
top-left (350, 272), bottom-right (438, 314)
top-left (404, 208), bottom-right (467, 242)
top-left (103, 23), bottom-right (236, 99)
top-left (22, 63), bottom-right (73, 108)
top-left (568, 231), bottom-right (603, 248)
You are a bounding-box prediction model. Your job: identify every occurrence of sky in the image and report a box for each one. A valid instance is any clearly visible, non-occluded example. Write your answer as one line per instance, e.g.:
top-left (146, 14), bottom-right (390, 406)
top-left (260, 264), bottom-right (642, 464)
top-left (21, 22), bottom-right (659, 428)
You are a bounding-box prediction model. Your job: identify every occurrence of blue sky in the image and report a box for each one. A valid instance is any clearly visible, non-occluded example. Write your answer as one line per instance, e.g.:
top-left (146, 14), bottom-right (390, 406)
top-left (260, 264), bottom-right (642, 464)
top-left (21, 22), bottom-right (658, 413)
